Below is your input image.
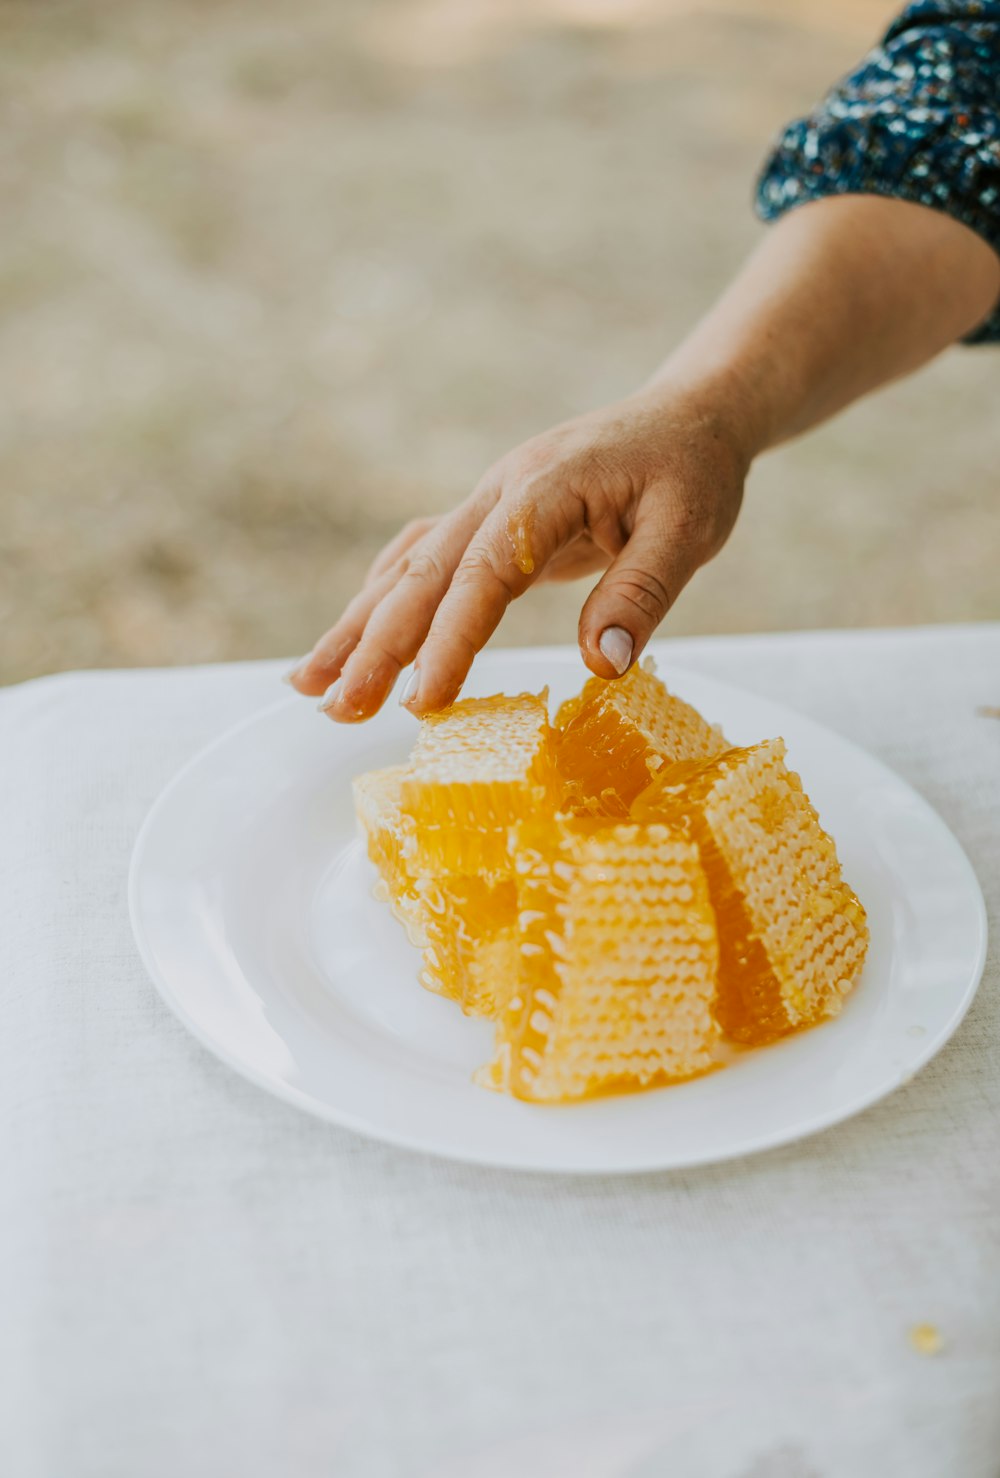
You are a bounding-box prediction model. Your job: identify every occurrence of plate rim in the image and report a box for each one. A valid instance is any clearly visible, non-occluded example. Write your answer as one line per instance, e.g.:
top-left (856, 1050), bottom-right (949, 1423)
top-left (128, 645), bottom-right (990, 1174)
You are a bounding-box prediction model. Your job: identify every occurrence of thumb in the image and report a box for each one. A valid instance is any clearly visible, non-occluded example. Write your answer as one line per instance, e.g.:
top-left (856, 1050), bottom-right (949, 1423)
top-left (577, 500), bottom-right (704, 678)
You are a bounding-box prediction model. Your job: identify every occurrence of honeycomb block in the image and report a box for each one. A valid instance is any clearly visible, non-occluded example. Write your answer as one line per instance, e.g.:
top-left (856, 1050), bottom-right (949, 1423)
top-left (415, 873), bottom-right (517, 1018)
top-left (353, 765), bottom-right (517, 1017)
top-left (401, 692), bottom-right (553, 876)
top-left (352, 765), bottom-right (415, 902)
top-left (554, 660), bottom-right (728, 816)
top-left (633, 739), bottom-right (869, 1044)
top-left (478, 817), bottom-right (720, 1102)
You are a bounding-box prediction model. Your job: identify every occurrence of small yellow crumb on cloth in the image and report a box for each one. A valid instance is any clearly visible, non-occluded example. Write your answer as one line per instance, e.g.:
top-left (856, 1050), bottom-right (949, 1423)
top-left (909, 1323), bottom-right (943, 1356)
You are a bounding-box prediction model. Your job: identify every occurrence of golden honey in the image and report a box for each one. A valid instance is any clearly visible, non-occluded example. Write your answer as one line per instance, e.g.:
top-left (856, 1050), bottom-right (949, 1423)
top-left (506, 506), bottom-right (536, 575)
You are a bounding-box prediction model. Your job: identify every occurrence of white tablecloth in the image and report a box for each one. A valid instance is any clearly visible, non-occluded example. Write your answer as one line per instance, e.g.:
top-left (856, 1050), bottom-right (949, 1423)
top-left (2, 626), bottom-right (998, 1478)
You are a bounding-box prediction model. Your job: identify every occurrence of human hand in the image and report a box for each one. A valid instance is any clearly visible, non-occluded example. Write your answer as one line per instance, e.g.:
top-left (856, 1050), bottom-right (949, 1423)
top-left (286, 386), bottom-right (750, 720)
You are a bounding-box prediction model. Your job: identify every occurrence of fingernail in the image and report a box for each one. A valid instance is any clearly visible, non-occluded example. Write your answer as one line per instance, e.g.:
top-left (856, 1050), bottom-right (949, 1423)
top-left (318, 678), bottom-right (342, 713)
top-left (598, 626), bottom-right (633, 675)
top-left (399, 669), bottom-right (420, 708)
top-left (282, 658), bottom-right (308, 686)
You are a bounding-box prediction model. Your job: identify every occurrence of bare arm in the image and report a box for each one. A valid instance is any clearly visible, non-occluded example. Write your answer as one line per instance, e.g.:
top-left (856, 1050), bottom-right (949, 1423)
top-left (653, 194), bottom-right (1000, 453)
top-left (287, 193), bottom-right (999, 720)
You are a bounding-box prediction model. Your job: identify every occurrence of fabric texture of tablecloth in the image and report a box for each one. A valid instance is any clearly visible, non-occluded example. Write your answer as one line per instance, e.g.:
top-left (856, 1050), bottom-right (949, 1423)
top-left (1, 625), bottom-right (998, 1478)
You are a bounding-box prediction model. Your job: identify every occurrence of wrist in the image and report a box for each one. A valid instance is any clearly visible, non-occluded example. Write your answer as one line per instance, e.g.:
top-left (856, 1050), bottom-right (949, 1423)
top-left (632, 357), bottom-right (774, 469)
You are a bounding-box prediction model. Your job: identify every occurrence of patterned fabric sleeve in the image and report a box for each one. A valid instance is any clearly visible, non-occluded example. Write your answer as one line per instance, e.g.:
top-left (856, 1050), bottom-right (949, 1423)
top-left (756, 2), bottom-right (1000, 342)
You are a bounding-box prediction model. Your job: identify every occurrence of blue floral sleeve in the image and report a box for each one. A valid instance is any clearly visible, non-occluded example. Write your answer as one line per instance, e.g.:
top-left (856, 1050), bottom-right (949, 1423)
top-left (756, 2), bottom-right (1000, 342)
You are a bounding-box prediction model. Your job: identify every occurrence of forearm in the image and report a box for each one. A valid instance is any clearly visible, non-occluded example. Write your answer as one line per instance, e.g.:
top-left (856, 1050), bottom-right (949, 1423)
top-left (646, 194), bottom-right (1000, 459)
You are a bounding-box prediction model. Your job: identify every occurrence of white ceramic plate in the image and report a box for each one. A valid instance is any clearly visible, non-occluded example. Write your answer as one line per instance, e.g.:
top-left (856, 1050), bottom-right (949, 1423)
top-left (129, 645), bottom-right (987, 1174)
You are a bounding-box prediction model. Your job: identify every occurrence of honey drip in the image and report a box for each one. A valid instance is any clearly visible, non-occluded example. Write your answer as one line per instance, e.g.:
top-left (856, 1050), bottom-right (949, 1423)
top-left (352, 661), bottom-right (869, 1099)
top-left (506, 506), bottom-right (535, 575)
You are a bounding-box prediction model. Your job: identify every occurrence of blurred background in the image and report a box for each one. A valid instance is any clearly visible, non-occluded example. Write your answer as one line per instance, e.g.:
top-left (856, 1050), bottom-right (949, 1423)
top-left (1, 0), bottom-right (997, 686)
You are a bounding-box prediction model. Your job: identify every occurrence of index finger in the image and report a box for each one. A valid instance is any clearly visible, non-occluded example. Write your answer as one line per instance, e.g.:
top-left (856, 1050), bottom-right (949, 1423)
top-left (404, 487), bottom-right (584, 714)
top-left (316, 487), bottom-right (500, 720)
